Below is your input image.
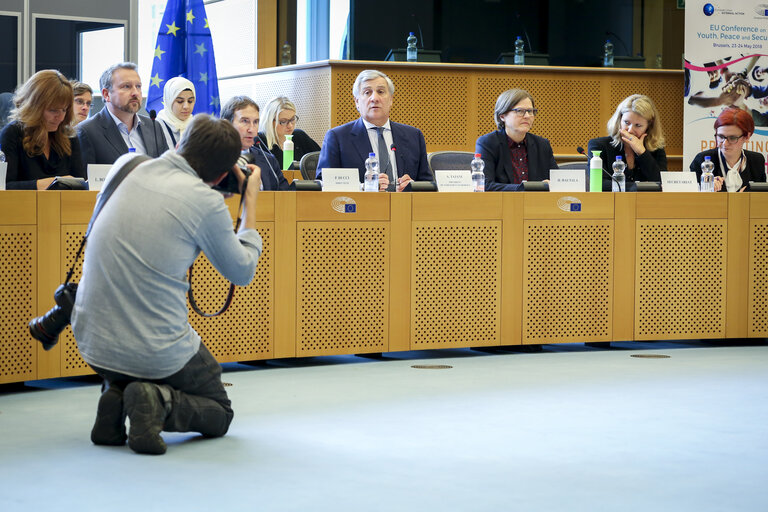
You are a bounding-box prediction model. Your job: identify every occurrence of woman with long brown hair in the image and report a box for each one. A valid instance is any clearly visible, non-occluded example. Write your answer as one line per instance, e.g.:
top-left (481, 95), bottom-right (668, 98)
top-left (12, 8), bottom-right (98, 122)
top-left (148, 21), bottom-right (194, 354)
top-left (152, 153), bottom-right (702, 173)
top-left (1, 69), bottom-right (85, 190)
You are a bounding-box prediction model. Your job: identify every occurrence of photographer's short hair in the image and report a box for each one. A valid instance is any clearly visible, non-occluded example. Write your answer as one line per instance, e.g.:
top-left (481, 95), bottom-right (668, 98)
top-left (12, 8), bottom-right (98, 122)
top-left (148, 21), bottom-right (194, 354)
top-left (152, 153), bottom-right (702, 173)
top-left (177, 114), bottom-right (241, 182)
top-left (220, 95), bottom-right (259, 122)
top-left (99, 62), bottom-right (139, 92)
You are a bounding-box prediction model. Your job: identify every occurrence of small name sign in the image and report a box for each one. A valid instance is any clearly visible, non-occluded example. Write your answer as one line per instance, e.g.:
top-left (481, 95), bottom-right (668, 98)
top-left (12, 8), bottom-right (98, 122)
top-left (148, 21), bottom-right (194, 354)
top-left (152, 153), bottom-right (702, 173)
top-left (321, 168), bottom-right (360, 192)
top-left (0, 162), bottom-right (6, 190)
top-left (548, 169), bottom-right (586, 192)
top-left (660, 171), bottom-right (698, 192)
top-left (434, 170), bottom-right (474, 192)
top-left (87, 164), bottom-right (112, 191)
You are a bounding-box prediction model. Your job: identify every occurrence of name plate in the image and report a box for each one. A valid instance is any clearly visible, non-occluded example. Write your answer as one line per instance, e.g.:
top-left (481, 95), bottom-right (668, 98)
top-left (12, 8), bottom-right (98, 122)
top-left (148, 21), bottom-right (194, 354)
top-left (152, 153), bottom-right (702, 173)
top-left (435, 170), bottom-right (474, 192)
top-left (87, 164), bottom-right (112, 191)
top-left (548, 169), bottom-right (586, 192)
top-left (661, 171), bottom-right (698, 192)
top-left (0, 161), bottom-right (6, 190)
top-left (321, 168), bottom-right (360, 192)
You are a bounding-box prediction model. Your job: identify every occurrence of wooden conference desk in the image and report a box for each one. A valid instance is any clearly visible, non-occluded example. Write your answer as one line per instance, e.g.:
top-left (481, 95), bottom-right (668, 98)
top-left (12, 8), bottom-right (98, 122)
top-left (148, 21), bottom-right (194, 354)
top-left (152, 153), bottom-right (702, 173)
top-left (1, 190), bottom-right (766, 384)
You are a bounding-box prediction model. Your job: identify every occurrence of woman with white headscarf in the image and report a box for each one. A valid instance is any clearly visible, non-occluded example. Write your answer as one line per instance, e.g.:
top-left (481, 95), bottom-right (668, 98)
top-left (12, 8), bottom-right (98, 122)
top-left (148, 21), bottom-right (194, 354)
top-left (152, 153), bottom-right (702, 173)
top-left (156, 76), bottom-right (196, 149)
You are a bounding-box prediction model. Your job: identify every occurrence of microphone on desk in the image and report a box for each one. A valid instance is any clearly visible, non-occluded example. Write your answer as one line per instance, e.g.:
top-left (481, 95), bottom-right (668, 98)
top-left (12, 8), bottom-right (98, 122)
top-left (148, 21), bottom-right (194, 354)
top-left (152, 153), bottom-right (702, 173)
top-left (253, 139), bottom-right (280, 185)
top-left (577, 145), bottom-right (620, 191)
top-left (387, 143), bottom-right (398, 192)
top-left (149, 109), bottom-right (163, 155)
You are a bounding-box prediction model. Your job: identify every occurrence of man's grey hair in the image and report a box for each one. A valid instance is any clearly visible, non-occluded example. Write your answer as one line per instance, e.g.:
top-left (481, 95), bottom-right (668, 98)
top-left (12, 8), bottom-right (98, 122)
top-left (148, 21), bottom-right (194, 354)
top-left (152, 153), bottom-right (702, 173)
top-left (100, 62), bottom-right (139, 92)
top-left (352, 70), bottom-right (395, 98)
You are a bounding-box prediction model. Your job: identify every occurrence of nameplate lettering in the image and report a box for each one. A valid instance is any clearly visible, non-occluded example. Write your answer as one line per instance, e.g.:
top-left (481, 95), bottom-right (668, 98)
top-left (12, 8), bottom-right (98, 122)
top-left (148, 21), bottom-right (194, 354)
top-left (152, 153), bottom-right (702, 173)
top-left (322, 168), bottom-right (360, 192)
top-left (0, 162), bottom-right (6, 190)
top-left (548, 169), bottom-right (586, 192)
top-left (435, 170), bottom-right (474, 192)
top-left (660, 171), bottom-right (698, 192)
top-left (87, 164), bottom-right (112, 191)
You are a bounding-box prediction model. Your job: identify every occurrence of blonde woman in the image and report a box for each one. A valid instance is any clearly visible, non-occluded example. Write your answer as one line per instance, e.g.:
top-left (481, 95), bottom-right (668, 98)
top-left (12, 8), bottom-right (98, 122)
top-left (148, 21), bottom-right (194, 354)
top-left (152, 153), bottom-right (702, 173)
top-left (587, 94), bottom-right (667, 190)
top-left (1, 70), bottom-right (85, 190)
top-left (258, 96), bottom-right (320, 165)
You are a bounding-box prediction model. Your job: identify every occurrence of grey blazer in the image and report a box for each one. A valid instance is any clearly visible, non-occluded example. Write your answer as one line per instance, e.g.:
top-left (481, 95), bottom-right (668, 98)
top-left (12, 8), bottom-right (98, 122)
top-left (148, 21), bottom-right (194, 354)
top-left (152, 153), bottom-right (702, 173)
top-left (77, 107), bottom-right (169, 165)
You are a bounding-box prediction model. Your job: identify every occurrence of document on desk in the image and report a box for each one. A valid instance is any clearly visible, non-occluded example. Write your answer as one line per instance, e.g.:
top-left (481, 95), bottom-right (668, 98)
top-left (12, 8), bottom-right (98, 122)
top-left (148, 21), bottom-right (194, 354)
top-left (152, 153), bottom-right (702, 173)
top-left (548, 169), bottom-right (586, 192)
top-left (0, 162), bottom-right (6, 190)
top-left (434, 170), bottom-right (474, 192)
top-left (660, 171), bottom-right (698, 192)
top-left (321, 169), bottom-right (361, 192)
top-left (87, 164), bottom-right (112, 191)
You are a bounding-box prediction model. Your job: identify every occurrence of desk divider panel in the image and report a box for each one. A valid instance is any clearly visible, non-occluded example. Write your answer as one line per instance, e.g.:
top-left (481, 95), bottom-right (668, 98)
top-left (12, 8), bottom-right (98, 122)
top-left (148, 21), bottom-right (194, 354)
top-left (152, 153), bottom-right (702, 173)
top-left (749, 194), bottom-right (768, 337)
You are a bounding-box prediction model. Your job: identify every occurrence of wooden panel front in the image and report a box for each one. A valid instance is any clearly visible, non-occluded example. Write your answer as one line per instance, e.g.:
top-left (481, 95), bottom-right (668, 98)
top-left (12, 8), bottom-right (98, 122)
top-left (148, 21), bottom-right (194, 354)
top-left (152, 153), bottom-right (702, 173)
top-left (636, 193), bottom-right (728, 219)
top-left (412, 193), bottom-right (503, 221)
top-left (296, 222), bottom-right (390, 356)
top-left (749, 221), bottom-right (768, 337)
top-left (59, 225), bottom-right (91, 376)
top-left (296, 192), bottom-right (390, 221)
top-left (411, 221), bottom-right (501, 349)
top-left (523, 220), bottom-right (614, 343)
top-left (635, 220), bottom-right (727, 340)
top-left (524, 192), bottom-right (614, 220)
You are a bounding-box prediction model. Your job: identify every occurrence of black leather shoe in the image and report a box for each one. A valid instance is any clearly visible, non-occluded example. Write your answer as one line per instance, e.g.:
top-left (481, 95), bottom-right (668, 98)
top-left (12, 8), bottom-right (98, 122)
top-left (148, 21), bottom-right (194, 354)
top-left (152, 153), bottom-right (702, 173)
top-left (91, 386), bottom-right (127, 446)
top-left (124, 382), bottom-right (168, 455)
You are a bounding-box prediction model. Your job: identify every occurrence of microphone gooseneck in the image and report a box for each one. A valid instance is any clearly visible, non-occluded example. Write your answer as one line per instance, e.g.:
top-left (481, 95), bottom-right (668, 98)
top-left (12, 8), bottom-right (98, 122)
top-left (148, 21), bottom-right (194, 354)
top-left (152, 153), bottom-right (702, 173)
top-left (253, 139), bottom-right (280, 184)
top-left (578, 145), bottom-right (621, 191)
top-left (148, 109), bottom-right (162, 155)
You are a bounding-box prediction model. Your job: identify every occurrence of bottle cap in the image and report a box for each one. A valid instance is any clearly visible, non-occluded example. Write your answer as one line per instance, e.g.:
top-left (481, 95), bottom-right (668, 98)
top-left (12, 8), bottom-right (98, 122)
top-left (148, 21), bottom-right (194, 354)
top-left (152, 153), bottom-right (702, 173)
top-left (474, 153), bottom-right (481, 158)
top-left (409, 32), bottom-right (414, 36)
top-left (286, 134), bottom-right (293, 139)
top-left (704, 156), bottom-right (711, 160)
top-left (616, 156), bottom-right (622, 160)
top-left (369, 152), bottom-right (376, 157)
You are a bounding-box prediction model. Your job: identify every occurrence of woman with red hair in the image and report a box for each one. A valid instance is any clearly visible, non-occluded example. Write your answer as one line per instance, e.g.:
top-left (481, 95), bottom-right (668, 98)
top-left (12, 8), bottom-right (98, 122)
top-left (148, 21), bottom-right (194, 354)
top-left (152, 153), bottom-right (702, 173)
top-left (690, 107), bottom-right (766, 192)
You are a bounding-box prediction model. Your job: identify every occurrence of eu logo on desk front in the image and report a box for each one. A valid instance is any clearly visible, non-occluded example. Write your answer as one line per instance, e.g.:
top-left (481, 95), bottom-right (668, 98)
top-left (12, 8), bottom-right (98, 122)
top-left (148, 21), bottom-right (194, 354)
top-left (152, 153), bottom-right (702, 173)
top-left (331, 196), bottom-right (357, 214)
top-left (557, 196), bottom-right (582, 212)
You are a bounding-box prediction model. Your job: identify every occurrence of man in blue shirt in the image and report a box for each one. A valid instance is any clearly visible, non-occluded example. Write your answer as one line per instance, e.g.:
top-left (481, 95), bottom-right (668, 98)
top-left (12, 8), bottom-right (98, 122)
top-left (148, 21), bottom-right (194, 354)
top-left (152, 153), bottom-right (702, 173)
top-left (72, 114), bottom-right (262, 455)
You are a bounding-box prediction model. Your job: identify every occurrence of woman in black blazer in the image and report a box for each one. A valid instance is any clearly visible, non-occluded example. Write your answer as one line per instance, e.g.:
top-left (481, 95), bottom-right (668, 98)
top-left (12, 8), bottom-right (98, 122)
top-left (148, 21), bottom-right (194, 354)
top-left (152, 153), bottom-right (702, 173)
top-left (258, 96), bottom-right (320, 168)
top-left (689, 107), bottom-right (766, 191)
top-left (587, 94), bottom-right (666, 191)
top-left (1, 69), bottom-right (85, 190)
top-left (475, 89), bottom-right (557, 191)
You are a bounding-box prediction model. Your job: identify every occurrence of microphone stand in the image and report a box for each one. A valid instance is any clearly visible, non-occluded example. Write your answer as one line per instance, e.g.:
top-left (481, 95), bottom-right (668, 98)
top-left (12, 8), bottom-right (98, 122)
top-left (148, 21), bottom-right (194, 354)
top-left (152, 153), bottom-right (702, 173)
top-left (253, 139), bottom-right (281, 187)
top-left (577, 146), bottom-right (621, 191)
top-left (148, 109), bottom-right (163, 155)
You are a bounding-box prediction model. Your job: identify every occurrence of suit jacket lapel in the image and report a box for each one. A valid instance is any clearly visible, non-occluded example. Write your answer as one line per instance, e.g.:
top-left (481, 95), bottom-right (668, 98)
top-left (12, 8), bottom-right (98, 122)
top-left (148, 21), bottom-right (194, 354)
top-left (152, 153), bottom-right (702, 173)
top-left (390, 123), bottom-right (406, 177)
top-left (527, 134), bottom-right (540, 180)
top-left (351, 118), bottom-right (373, 163)
top-left (98, 108), bottom-right (129, 156)
top-left (137, 119), bottom-right (153, 157)
top-left (497, 130), bottom-right (516, 184)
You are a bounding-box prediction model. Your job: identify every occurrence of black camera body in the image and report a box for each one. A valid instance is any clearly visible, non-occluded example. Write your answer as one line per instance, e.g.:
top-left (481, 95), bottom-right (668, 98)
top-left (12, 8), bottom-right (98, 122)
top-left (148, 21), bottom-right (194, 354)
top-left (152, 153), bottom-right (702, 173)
top-left (29, 282), bottom-right (78, 350)
top-left (213, 151), bottom-right (254, 194)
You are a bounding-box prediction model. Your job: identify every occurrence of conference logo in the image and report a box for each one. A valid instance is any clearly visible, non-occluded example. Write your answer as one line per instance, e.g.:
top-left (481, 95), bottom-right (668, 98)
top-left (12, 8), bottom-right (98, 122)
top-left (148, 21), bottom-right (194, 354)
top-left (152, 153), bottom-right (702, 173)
top-left (755, 4), bottom-right (768, 16)
top-left (331, 196), bottom-right (357, 213)
top-left (703, 3), bottom-right (715, 16)
top-left (557, 196), bottom-right (582, 212)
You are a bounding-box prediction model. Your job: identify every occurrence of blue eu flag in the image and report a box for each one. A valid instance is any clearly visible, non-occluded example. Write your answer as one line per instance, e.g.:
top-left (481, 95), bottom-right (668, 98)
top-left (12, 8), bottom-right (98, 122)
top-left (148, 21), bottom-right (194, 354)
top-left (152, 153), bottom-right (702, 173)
top-left (147, 0), bottom-right (220, 116)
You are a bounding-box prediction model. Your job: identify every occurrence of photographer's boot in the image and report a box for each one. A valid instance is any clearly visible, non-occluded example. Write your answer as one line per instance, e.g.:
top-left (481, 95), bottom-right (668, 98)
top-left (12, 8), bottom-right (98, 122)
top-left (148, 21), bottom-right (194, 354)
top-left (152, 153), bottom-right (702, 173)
top-left (91, 386), bottom-right (127, 446)
top-left (124, 382), bottom-right (170, 455)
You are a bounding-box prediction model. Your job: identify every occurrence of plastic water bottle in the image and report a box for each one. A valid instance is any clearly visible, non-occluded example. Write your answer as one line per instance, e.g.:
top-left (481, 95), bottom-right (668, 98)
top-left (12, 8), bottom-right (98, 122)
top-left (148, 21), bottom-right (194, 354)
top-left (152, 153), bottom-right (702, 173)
top-left (282, 134), bottom-right (294, 170)
top-left (471, 153), bottom-right (485, 192)
top-left (514, 36), bottom-right (525, 65)
top-left (700, 156), bottom-right (715, 192)
top-left (603, 39), bottom-right (614, 67)
top-left (406, 32), bottom-right (418, 62)
top-left (589, 150), bottom-right (603, 192)
top-left (0, 149), bottom-right (5, 162)
top-left (281, 42), bottom-right (291, 65)
top-left (611, 156), bottom-right (625, 192)
top-left (364, 152), bottom-right (379, 192)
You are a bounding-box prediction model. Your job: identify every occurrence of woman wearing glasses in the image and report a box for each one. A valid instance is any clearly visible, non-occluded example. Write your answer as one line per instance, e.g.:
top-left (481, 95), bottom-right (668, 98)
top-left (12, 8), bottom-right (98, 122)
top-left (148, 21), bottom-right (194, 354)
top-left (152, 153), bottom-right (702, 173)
top-left (689, 106), bottom-right (765, 192)
top-left (475, 89), bottom-right (557, 191)
top-left (1, 69), bottom-right (85, 189)
top-left (71, 81), bottom-right (93, 126)
top-left (258, 96), bottom-right (320, 167)
top-left (587, 94), bottom-right (666, 190)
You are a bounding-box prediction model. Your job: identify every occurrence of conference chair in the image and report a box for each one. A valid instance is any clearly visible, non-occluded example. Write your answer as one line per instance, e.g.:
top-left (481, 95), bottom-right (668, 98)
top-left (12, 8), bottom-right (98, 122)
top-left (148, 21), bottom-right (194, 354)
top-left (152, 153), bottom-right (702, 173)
top-left (299, 151), bottom-right (320, 180)
top-left (427, 151), bottom-right (475, 176)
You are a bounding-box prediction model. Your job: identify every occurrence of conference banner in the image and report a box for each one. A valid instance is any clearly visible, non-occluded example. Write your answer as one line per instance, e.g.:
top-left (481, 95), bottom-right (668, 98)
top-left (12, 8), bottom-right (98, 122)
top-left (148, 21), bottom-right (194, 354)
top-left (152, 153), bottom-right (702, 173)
top-left (684, 1), bottom-right (768, 169)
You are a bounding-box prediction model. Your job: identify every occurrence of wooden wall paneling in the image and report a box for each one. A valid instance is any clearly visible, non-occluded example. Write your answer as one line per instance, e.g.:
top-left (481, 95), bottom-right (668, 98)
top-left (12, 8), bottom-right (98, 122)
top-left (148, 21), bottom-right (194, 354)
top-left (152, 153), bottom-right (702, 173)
top-left (256, 0), bottom-right (277, 69)
top-left (748, 193), bottom-right (768, 337)
top-left (389, 192), bottom-right (411, 352)
top-left (273, 191), bottom-right (297, 358)
top-left (502, 193), bottom-right (524, 346)
top-left (726, 194), bottom-right (749, 339)
top-left (613, 193), bottom-right (636, 341)
top-left (36, 192), bottom-right (63, 379)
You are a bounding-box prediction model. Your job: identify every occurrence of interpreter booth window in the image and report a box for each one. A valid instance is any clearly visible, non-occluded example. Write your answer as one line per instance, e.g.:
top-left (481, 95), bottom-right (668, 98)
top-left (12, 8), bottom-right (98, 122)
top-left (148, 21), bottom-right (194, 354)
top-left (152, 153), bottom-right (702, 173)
top-left (0, 13), bottom-right (20, 129)
top-left (296, 0), bottom-right (350, 63)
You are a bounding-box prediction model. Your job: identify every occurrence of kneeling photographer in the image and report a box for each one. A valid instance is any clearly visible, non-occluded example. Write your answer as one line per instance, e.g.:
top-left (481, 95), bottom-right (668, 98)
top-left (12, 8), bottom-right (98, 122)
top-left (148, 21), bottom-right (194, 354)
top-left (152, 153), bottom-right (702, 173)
top-left (69, 114), bottom-right (262, 455)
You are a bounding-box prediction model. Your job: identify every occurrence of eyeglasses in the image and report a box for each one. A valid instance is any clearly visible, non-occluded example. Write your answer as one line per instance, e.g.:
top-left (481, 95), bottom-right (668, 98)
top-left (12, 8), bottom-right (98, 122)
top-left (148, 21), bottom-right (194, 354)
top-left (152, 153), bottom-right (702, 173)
top-left (277, 116), bottom-right (299, 127)
top-left (74, 98), bottom-right (92, 108)
top-left (715, 133), bottom-right (744, 143)
top-left (508, 108), bottom-right (538, 117)
top-left (237, 118), bottom-right (259, 128)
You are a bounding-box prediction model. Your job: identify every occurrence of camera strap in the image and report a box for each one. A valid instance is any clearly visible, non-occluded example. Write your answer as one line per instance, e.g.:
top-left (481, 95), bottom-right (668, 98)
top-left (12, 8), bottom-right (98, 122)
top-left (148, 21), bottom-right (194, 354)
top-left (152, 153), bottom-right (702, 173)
top-left (65, 155), bottom-right (152, 285)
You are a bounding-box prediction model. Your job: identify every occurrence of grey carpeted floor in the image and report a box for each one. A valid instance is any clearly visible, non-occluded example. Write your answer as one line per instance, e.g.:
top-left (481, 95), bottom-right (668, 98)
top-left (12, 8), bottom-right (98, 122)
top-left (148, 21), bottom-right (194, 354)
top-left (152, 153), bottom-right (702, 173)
top-left (1, 341), bottom-right (767, 512)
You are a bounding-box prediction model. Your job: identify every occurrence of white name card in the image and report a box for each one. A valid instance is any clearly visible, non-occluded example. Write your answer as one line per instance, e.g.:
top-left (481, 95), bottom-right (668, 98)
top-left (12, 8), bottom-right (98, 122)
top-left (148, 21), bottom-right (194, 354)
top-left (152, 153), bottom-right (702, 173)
top-left (0, 161), bottom-right (6, 190)
top-left (321, 168), bottom-right (361, 192)
top-left (661, 171), bottom-right (698, 192)
top-left (548, 169), bottom-right (586, 192)
top-left (87, 164), bottom-right (112, 191)
top-left (435, 170), bottom-right (474, 192)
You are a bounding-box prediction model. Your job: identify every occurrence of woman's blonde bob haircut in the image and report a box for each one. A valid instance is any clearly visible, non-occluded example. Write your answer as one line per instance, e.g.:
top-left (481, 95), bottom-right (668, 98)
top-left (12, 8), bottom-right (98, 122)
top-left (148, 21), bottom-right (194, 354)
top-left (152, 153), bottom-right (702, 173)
top-left (606, 94), bottom-right (665, 151)
top-left (10, 69), bottom-right (75, 158)
top-left (261, 96), bottom-right (297, 149)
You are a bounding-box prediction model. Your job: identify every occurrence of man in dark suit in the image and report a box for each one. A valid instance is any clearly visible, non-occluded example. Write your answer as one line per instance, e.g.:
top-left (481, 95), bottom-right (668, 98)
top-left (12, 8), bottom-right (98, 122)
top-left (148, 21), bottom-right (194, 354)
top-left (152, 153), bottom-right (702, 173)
top-left (221, 95), bottom-right (290, 191)
top-left (316, 69), bottom-right (431, 191)
top-left (77, 62), bottom-right (168, 166)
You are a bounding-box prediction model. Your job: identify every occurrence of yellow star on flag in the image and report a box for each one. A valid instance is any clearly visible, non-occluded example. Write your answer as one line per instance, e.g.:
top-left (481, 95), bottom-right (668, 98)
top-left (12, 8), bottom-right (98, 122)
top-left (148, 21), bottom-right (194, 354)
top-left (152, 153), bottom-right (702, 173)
top-left (153, 45), bottom-right (165, 60)
top-left (166, 21), bottom-right (180, 36)
top-left (150, 73), bottom-right (164, 88)
top-left (204, 18), bottom-right (209, 29)
top-left (186, 10), bottom-right (195, 24)
top-left (194, 42), bottom-right (207, 57)
top-left (210, 96), bottom-right (220, 108)
top-left (199, 72), bottom-right (208, 84)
